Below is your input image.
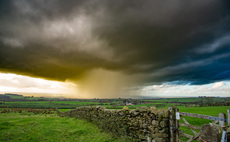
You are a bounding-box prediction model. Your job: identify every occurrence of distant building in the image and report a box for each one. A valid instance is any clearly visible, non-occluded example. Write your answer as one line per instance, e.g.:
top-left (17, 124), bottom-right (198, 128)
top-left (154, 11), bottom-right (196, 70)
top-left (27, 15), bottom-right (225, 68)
top-left (125, 102), bottom-right (134, 106)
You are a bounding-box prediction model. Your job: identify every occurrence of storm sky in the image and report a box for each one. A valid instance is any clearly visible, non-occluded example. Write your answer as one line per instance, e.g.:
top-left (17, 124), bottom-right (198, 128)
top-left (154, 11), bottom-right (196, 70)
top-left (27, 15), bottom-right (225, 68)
top-left (0, 0), bottom-right (230, 98)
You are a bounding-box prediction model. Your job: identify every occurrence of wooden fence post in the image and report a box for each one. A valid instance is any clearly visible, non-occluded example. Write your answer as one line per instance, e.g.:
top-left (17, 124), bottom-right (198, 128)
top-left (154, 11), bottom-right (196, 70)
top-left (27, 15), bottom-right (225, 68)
top-left (219, 113), bottom-right (226, 128)
top-left (227, 109), bottom-right (230, 126)
top-left (169, 106), bottom-right (179, 142)
top-left (176, 108), bottom-right (179, 142)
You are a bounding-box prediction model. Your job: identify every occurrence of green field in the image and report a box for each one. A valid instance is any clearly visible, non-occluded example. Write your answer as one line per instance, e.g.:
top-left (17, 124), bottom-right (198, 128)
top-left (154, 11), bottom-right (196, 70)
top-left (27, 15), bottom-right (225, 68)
top-left (1, 94), bottom-right (229, 142)
top-left (1, 94), bottom-right (229, 110)
top-left (143, 97), bottom-right (202, 103)
top-left (178, 106), bottom-right (229, 129)
top-left (0, 106), bottom-right (229, 142)
top-left (179, 106), bottom-right (229, 116)
top-left (0, 100), bottom-right (168, 109)
top-left (57, 106), bottom-right (230, 142)
top-left (177, 106), bottom-right (230, 141)
top-left (0, 110), bottom-right (130, 142)
top-left (0, 101), bottom-right (103, 109)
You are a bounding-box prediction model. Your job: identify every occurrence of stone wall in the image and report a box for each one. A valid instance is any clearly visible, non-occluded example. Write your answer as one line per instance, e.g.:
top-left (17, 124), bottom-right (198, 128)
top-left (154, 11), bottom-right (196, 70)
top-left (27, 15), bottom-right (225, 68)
top-left (57, 106), bottom-right (170, 142)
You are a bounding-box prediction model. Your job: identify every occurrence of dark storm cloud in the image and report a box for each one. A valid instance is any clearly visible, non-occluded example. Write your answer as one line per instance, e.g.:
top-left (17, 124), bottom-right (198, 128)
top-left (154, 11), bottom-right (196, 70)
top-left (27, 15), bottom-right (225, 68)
top-left (0, 0), bottom-right (230, 86)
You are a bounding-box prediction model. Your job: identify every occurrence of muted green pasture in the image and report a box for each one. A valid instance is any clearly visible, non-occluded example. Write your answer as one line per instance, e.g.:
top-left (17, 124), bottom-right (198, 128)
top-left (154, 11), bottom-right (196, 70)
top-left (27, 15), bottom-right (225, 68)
top-left (3, 94), bottom-right (24, 99)
top-left (0, 100), bottom-right (167, 109)
top-left (145, 97), bottom-right (230, 103)
top-left (52, 101), bottom-right (99, 105)
top-left (0, 111), bottom-right (130, 142)
top-left (143, 97), bottom-right (201, 103)
top-left (0, 101), bottom-right (104, 109)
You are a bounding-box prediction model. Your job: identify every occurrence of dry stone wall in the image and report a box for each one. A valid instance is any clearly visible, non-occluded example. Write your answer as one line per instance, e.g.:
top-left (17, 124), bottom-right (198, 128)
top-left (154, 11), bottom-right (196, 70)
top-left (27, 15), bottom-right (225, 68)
top-left (57, 106), bottom-right (170, 142)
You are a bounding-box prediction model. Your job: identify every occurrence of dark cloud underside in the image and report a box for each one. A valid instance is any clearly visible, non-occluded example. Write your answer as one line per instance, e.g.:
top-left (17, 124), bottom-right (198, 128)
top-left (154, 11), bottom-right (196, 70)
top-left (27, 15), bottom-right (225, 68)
top-left (0, 0), bottom-right (230, 86)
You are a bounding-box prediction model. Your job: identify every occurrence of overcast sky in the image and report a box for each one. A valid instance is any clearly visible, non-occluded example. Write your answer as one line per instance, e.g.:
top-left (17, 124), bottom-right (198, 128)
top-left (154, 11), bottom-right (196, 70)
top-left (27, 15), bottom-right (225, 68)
top-left (0, 0), bottom-right (230, 98)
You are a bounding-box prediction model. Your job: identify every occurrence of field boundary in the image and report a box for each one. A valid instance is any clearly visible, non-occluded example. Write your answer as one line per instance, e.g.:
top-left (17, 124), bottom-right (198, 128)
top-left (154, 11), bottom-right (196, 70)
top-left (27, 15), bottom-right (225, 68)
top-left (57, 106), bottom-right (230, 142)
top-left (57, 106), bottom-right (170, 142)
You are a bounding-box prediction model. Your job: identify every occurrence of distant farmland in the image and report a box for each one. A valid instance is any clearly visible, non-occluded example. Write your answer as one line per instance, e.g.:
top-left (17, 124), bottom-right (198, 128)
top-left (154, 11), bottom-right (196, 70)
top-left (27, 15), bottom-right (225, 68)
top-left (0, 93), bottom-right (229, 141)
top-left (1, 93), bottom-right (229, 109)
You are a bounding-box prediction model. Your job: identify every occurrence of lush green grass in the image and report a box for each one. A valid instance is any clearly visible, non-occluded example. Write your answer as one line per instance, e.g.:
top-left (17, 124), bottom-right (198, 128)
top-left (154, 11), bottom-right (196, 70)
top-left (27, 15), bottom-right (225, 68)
top-left (178, 106), bottom-right (229, 127)
top-left (1, 101), bottom-right (229, 142)
top-left (59, 109), bottom-right (72, 112)
top-left (0, 111), bottom-right (130, 142)
top-left (177, 106), bottom-right (230, 141)
top-left (178, 106), bottom-right (229, 116)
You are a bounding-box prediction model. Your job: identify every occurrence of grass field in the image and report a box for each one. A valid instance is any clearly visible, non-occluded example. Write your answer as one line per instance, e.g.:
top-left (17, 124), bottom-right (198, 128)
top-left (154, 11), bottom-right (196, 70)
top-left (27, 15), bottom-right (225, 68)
top-left (1, 94), bottom-right (229, 110)
top-left (143, 97), bottom-right (202, 103)
top-left (178, 106), bottom-right (229, 129)
top-left (58, 106), bottom-right (230, 142)
top-left (177, 106), bottom-right (230, 141)
top-left (179, 106), bottom-right (229, 116)
top-left (0, 101), bottom-right (103, 109)
top-left (1, 94), bottom-right (229, 142)
top-left (0, 100), bottom-right (168, 109)
top-left (144, 97), bottom-right (230, 103)
top-left (0, 110), bottom-right (130, 142)
top-left (0, 106), bottom-right (229, 142)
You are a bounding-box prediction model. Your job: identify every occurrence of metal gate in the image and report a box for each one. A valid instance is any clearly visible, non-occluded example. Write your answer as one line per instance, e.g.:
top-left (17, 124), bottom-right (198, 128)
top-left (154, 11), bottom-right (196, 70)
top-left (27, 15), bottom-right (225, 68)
top-left (169, 106), bottom-right (230, 142)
